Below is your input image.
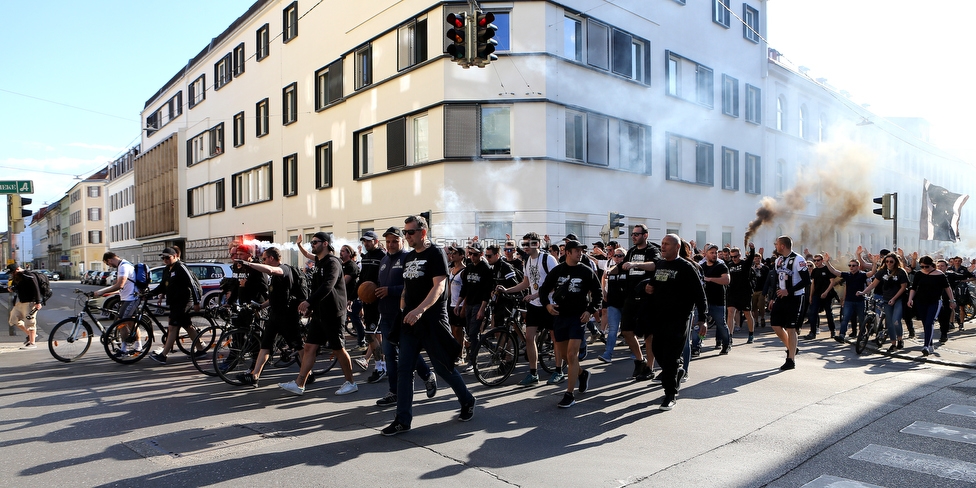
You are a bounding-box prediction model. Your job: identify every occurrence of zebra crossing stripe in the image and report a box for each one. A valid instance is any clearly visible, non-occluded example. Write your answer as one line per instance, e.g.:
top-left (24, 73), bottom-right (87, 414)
top-left (850, 444), bottom-right (976, 483)
top-left (901, 421), bottom-right (976, 445)
top-left (938, 404), bottom-right (976, 418)
top-left (799, 474), bottom-right (884, 487)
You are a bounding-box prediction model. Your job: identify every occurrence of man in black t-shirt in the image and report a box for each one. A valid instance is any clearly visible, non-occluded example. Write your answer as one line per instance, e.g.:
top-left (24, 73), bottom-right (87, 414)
top-left (382, 215), bottom-right (476, 436)
top-left (725, 244), bottom-right (758, 343)
top-left (701, 244), bottom-right (731, 354)
top-left (357, 230), bottom-right (386, 346)
top-left (619, 224), bottom-right (661, 378)
top-left (805, 254), bottom-right (839, 339)
top-left (229, 244), bottom-right (269, 337)
top-left (232, 247), bottom-right (303, 387)
top-left (457, 241), bottom-right (493, 369)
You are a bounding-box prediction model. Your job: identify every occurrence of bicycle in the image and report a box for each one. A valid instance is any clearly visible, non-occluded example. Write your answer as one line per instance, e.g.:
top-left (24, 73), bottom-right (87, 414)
top-left (101, 295), bottom-right (216, 364)
top-left (189, 302), bottom-right (238, 376)
top-left (47, 289), bottom-right (120, 362)
top-left (855, 295), bottom-right (889, 354)
top-left (211, 303), bottom-right (337, 386)
top-left (473, 296), bottom-right (557, 387)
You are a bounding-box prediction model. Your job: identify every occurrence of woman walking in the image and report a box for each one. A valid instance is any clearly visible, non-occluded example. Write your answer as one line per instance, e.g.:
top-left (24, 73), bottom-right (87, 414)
top-left (908, 256), bottom-right (955, 356)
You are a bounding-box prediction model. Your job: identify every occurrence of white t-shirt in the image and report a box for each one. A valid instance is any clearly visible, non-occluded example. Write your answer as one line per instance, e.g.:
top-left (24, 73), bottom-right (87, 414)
top-left (525, 252), bottom-right (559, 307)
top-left (117, 260), bottom-right (139, 301)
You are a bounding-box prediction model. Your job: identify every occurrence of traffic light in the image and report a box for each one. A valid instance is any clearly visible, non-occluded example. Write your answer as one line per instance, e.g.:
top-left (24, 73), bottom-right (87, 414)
top-left (420, 211), bottom-right (432, 229)
top-left (609, 212), bottom-right (626, 237)
top-left (473, 12), bottom-right (498, 67)
top-left (873, 194), bottom-right (893, 220)
top-left (445, 12), bottom-right (469, 66)
top-left (7, 194), bottom-right (31, 233)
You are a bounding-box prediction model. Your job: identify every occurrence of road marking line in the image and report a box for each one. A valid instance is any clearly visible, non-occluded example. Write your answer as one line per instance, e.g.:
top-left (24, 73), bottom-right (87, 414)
top-left (850, 444), bottom-right (976, 483)
top-left (799, 474), bottom-right (884, 487)
top-left (901, 421), bottom-right (976, 445)
top-left (939, 404), bottom-right (976, 418)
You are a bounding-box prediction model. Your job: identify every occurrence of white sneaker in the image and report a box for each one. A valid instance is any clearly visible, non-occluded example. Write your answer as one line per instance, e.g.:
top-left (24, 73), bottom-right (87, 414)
top-left (335, 381), bottom-right (358, 395)
top-left (277, 380), bottom-right (305, 396)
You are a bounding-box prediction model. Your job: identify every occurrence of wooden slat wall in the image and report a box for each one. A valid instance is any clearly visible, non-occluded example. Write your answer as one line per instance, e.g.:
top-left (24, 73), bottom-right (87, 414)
top-left (134, 134), bottom-right (179, 239)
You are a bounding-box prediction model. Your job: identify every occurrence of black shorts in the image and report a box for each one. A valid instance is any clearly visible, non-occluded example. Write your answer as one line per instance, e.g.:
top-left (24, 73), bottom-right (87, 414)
top-left (525, 303), bottom-right (553, 331)
top-left (305, 314), bottom-right (346, 350)
top-left (728, 292), bottom-right (752, 312)
top-left (771, 295), bottom-right (805, 330)
top-left (448, 306), bottom-right (463, 329)
top-left (260, 310), bottom-right (303, 350)
top-left (620, 299), bottom-right (641, 332)
top-left (552, 315), bottom-right (586, 342)
top-left (169, 304), bottom-right (192, 328)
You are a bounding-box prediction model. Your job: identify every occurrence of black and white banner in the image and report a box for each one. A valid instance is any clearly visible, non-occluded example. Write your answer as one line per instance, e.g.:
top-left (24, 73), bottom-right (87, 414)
top-left (920, 179), bottom-right (968, 242)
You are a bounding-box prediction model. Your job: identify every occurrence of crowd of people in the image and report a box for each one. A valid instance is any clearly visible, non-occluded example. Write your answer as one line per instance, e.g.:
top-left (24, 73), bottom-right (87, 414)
top-left (13, 217), bottom-right (976, 433)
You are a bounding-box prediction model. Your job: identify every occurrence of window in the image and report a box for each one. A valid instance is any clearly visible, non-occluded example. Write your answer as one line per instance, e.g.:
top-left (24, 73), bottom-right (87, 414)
top-left (819, 115), bottom-right (826, 142)
top-left (397, 19), bottom-right (428, 71)
top-left (87, 186), bottom-right (101, 197)
top-left (745, 84), bottom-right (761, 124)
top-left (283, 2), bottom-right (298, 43)
top-left (87, 207), bottom-right (101, 221)
top-left (566, 221), bottom-right (584, 241)
top-left (490, 11), bottom-right (510, 51)
top-left (189, 75), bottom-right (205, 108)
top-left (214, 54), bottom-right (232, 90)
top-left (232, 162), bottom-right (272, 207)
top-left (666, 52), bottom-right (713, 108)
top-left (564, 16), bottom-right (582, 62)
top-left (233, 43), bottom-right (245, 76)
top-left (355, 45), bottom-right (372, 90)
top-left (70, 211), bottom-right (81, 225)
top-left (188, 180), bottom-right (225, 217)
top-left (315, 60), bottom-right (343, 109)
top-left (743, 5), bottom-right (760, 43)
top-left (776, 96), bottom-right (786, 131)
top-left (283, 154), bottom-right (298, 196)
top-left (776, 159), bottom-right (786, 194)
top-left (88, 231), bottom-right (102, 245)
top-left (481, 106), bottom-right (511, 155)
top-left (566, 110), bottom-right (585, 161)
top-left (586, 21), bottom-right (609, 70)
top-left (666, 133), bottom-right (713, 185)
top-left (745, 153), bottom-right (761, 194)
top-left (282, 82), bottom-right (298, 125)
top-left (619, 122), bottom-right (651, 174)
top-left (722, 147), bottom-right (739, 190)
top-left (233, 112), bottom-right (245, 147)
top-left (187, 123), bottom-right (224, 166)
top-left (145, 92), bottom-right (182, 136)
top-left (713, 0), bottom-right (730, 28)
top-left (256, 23), bottom-right (270, 60)
top-left (410, 113), bottom-right (429, 165)
top-left (586, 114), bottom-right (609, 166)
top-left (722, 74), bottom-right (739, 117)
top-left (611, 29), bottom-right (645, 82)
top-left (315, 142), bottom-right (332, 189)
top-left (696, 230), bottom-right (707, 247)
top-left (256, 98), bottom-right (269, 137)
top-left (357, 131), bottom-right (373, 177)
top-left (71, 190), bottom-right (81, 203)
top-left (478, 220), bottom-right (513, 241)
top-left (799, 104), bottom-right (808, 139)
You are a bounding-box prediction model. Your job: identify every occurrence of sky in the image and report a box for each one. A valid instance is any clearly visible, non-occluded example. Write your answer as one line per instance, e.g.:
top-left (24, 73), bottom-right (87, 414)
top-left (2, 0), bottom-right (973, 232)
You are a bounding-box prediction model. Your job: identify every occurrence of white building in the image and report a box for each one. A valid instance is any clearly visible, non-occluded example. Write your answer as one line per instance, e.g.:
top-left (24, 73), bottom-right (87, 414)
top-left (106, 147), bottom-right (142, 263)
top-left (135, 0), bottom-right (973, 263)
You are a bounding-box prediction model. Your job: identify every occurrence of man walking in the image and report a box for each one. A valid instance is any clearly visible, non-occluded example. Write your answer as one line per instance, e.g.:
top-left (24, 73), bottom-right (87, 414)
top-left (769, 236), bottom-right (809, 370)
top-left (7, 264), bottom-right (45, 349)
top-left (147, 247), bottom-right (202, 363)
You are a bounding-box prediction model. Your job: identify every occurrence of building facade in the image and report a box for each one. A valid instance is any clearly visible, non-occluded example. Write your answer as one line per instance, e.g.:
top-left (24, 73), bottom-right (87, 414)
top-left (106, 146), bottom-right (143, 264)
top-left (65, 170), bottom-right (109, 278)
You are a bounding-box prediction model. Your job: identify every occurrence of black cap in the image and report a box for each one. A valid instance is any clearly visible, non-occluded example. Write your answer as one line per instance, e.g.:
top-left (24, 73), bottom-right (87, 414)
top-left (467, 241), bottom-right (484, 254)
top-left (564, 233), bottom-right (579, 241)
top-left (160, 247), bottom-right (178, 257)
top-left (564, 240), bottom-right (583, 251)
top-left (360, 230), bottom-right (379, 241)
top-left (312, 232), bottom-right (335, 251)
top-left (382, 226), bottom-right (403, 238)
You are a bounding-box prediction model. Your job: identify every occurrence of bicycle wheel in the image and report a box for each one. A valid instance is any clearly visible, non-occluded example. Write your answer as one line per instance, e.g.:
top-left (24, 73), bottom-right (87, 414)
top-left (49, 317), bottom-right (94, 362)
top-left (855, 317), bottom-right (872, 354)
top-left (213, 328), bottom-right (261, 386)
top-left (103, 317), bottom-right (153, 364)
top-left (272, 335), bottom-right (299, 368)
top-left (876, 326), bottom-right (888, 349)
top-left (475, 329), bottom-right (517, 387)
top-left (537, 330), bottom-right (557, 374)
top-left (965, 302), bottom-right (975, 322)
top-left (190, 325), bottom-right (224, 376)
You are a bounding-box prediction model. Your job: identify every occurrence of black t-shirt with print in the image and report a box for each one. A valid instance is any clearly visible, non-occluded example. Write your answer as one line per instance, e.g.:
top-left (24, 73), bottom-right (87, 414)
top-left (403, 244), bottom-right (449, 321)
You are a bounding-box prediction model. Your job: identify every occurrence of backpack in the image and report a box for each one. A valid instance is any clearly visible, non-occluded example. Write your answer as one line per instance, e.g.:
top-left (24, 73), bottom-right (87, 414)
top-left (175, 262), bottom-right (203, 303)
top-left (288, 264), bottom-right (310, 304)
top-left (132, 262), bottom-right (151, 290)
top-left (26, 271), bottom-right (53, 305)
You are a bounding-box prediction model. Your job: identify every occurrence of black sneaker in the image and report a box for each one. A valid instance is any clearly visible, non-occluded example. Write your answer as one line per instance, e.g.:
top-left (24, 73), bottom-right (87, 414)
top-left (887, 344), bottom-right (898, 353)
top-left (780, 358), bottom-right (795, 371)
top-left (650, 372), bottom-right (663, 384)
top-left (381, 419), bottom-right (410, 436)
top-left (719, 346), bottom-right (730, 355)
top-left (803, 333), bottom-right (816, 340)
top-left (834, 336), bottom-right (845, 344)
top-left (631, 360), bottom-right (647, 379)
top-left (148, 352), bottom-right (167, 364)
top-left (424, 374), bottom-right (437, 399)
top-left (557, 392), bottom-right (575, 408)
top-left (578, 369), bottom-right (590, 393)
top-left (675, 367), bottom-right (685, 385)
top-left (366, 369), bottom-right (387, 384)
top-left (459, 399), bottom-right (475, 421)
top-left (376, 391), bottom-right (397, 407)
top-left (635, 365), bottom-right (654, 382)
top-left (577, 343), bottom-right (587, 361)
top-left (897, 340), bottom-right (904, 349)
top-left (237, 372), bottom-right (258, 388)
top-left (690, 347), bottom-right (701, 358)
top-left (659, 394), bottom-right (676, 411)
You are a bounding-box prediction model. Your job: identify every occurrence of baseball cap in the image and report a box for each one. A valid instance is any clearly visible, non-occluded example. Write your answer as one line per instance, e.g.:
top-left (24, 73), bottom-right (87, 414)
top-left (360, 230), bottom-right (379, 241)
top-left (467, 241), bottom-right (484, 254)
top-left (382, 227), bottom-right (403, 237)
top-left (160, 247), bottom-right (178, 257)
top-left (564, 240), bottom-right (584, 251)
top-left (564, 233), bottom-right (580, 241)
top-left (312, 232), bottom-right (335, 251)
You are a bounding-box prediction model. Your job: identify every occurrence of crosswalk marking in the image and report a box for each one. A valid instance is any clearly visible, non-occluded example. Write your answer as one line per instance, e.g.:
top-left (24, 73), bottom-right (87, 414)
top-left (938, 404), bottom-right (976, 418)
top-left (799, 474), bottom-right (884, 487)
top-left (850, 444), bottom-right (976, 483)
top-left (901, 421), bottom-right (976, 445)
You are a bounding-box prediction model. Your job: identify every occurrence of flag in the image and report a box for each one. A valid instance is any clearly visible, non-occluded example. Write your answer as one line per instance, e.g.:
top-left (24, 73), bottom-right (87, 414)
top-left (920, 179), bottom-right (968, 241)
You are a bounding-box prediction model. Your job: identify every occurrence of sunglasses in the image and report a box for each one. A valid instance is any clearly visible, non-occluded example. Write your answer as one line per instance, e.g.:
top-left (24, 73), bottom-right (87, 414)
top-left (504, 248), bottom-right (515, 252)
top-left (485, 254), bottom-right (496, 259)
top-left (403, 229), bottom-right (420, 236)
top-left (631, 232), bottom-right (645, 236)
top-left (731, 254), bottom-right (741, 258)
top-left (814, 259), bottom-right (823, 262)
top-left (849, 264), bottom-right (859, 267)
top-left (310, 240), bottom-right (323, 245)
top-left (613, 254), bottom-right (625, 258)
top-left (919, 265), bottom-right (931, 269)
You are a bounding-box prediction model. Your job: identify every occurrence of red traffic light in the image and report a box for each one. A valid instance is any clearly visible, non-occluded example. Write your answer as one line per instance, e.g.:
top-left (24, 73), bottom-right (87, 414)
top-left (477, 12), bottom-right (495, 27)
top-left (447, 12), bottom-right (465, 29)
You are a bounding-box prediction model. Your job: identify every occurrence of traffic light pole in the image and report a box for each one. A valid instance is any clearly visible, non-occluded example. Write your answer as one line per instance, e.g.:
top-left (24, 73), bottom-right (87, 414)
top-left (892, 192), bottom-right (898, 249)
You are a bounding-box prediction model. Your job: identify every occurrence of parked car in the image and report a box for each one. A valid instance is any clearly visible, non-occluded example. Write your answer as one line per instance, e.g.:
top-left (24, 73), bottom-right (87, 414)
top-left (0, 272), bottom-right (8, 292)
top-left (35, 269), bottom-right (61, 281)
top-left (82, 270), bottom-right (98, 284)
top-left (149, 262), bottom-right (234, 310)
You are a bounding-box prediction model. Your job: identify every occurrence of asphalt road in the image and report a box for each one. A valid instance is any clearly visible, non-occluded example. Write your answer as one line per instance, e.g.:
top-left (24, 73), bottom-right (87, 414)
top-left (2, 282), bottom-right (975, 487)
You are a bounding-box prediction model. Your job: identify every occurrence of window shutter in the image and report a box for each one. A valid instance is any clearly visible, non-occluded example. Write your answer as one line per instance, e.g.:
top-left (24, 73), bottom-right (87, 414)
top-left (444, 105), bottom-right (479, 158)
top-left (586, 22), bottom-right (609, 70)
top-left (328, 60), bottom-right (343, 104)
top-left (387, 118), bottom-right (407, 169)
top-left (611, 30), bottom-right (632, 77)
top-left (416, 19), bottom-right (428, 63)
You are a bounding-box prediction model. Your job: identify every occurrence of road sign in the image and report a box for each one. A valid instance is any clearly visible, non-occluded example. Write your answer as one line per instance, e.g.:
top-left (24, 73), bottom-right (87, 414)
top-left (0, 181), bottom-right (34, 194)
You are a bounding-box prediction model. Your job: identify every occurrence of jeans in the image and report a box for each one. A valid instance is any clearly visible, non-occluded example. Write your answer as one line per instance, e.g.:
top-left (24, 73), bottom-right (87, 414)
top-left (709, 305), bottom-right (729, 348)
top-left (882, 299), bottom-right (904, 340)
top-left (379, 313), bottom-right (430, 394)
top-left (914, 301), bottom-right (941, 348)
top-left (601, 306), bottom-right (622, 360)
top-left (807, 293), bottom-right (836, 334)
top-left (396, 323), bottom-right (474, 427)
top-left (350, 299), bottom-right (366, 345)
top-left (839, 301), bottom-right (865, 338)
top-left (464, 306), bottom-right (482, 362)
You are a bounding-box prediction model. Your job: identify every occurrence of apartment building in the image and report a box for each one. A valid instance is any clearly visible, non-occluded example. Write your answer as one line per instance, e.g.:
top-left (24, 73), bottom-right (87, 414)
top-left (106, 147), bottom-right (142, 264)
top-left (65, 169), bottom-right (109, 277)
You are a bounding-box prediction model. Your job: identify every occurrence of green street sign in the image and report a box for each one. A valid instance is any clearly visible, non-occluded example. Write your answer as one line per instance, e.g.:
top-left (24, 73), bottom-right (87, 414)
top-left (0, 181), bottom-right (33, 194)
